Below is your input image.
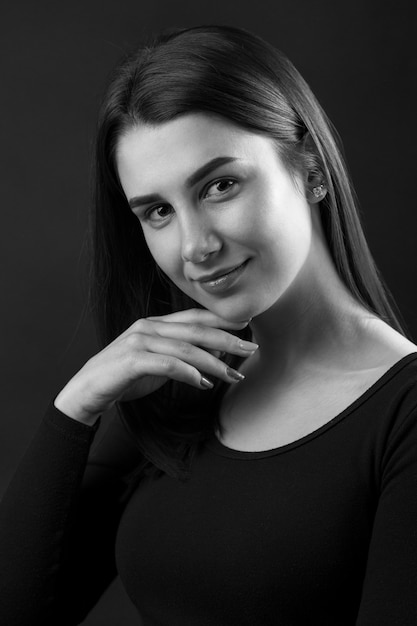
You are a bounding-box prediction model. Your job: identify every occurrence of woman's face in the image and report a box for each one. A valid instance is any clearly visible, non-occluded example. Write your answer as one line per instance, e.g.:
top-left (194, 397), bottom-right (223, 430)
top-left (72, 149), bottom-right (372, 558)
top-left (116, 113), bottom-right (316, 323)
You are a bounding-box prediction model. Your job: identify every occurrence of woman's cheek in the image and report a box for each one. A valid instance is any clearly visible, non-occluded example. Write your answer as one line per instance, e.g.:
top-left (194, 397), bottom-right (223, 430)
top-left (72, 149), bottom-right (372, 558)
top-left (144, 230), bottom-right (176, 272)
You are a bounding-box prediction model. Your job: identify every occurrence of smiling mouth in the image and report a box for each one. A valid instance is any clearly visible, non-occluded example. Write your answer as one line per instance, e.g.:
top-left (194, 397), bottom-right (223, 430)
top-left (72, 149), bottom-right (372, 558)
top-left (196, 260), bottom-right (249, 294)
top-left (202, 261), bottom-right (247, 284)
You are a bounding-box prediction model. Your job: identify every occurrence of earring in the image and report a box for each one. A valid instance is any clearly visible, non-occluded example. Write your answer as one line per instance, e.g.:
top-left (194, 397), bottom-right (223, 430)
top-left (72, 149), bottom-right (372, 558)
top-left (312, 184), bottom-right (326, 199)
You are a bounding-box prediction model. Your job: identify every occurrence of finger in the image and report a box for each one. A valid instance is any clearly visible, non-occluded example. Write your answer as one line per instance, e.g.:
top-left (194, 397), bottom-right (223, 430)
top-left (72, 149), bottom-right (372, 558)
top-left (208, 349), bottom-right (226, 359)
top-left (136, 319), bottom-right (259, 357)
top-left (131, 351), bottom-right (214, 390)
top-left (137, 335), bottom-right (247, 385)
top-left (146, 308), bottom-right (251, 329)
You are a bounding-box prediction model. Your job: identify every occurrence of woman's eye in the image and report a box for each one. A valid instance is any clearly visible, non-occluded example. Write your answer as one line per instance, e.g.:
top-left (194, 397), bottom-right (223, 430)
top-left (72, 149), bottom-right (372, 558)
top-left (146, 205), bottom-right (174, 223)
top-left (204, 178), bottom-right (236, 198)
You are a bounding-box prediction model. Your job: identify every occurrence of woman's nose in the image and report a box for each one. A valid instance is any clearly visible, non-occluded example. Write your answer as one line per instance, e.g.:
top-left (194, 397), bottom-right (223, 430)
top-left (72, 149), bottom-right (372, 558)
top-left (180, 213), bottom-right (222, 263)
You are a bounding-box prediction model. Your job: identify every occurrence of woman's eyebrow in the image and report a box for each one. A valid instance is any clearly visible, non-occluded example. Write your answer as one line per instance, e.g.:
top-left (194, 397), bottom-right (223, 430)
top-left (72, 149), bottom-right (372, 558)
top-left (128, 156), bottom-right (239, 210)
top-left (185, 156), bottom-right (239, 189)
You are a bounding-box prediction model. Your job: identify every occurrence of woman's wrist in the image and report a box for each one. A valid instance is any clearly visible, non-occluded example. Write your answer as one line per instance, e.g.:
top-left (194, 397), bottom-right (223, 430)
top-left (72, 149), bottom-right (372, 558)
top-left (54, 388), bottom-right (101, 427)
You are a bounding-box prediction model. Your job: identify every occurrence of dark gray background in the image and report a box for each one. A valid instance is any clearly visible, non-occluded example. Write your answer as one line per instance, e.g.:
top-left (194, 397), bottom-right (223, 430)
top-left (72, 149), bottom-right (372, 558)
top-left (1, 1), bottom-right (416, 623)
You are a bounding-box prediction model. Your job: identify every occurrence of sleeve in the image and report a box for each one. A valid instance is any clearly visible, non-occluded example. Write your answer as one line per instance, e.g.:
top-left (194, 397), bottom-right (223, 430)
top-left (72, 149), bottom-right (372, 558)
top-left (0, 399), bottom-right (142, 626)
top-left (356, 403), bottom-right (417, 625)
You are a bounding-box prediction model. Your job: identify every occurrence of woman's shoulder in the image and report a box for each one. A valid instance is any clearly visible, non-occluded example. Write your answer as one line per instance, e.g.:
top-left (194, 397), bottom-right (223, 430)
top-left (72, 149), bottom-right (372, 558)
top-left (355, 319), bottom-right (417, 404)
top-left (359, 324), bottom-right (417, 445)
top-left (356, 317), bottom-right (417, 371)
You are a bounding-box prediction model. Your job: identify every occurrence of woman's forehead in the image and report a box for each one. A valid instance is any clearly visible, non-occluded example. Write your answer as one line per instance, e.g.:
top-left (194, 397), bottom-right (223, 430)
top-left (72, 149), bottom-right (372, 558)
top-left (116, 113), bottom-right (277, 179)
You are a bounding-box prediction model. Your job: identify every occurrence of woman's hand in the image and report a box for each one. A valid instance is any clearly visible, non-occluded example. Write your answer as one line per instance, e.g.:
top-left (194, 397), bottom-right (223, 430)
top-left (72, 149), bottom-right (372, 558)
top-left (54, 309), bottom-right (258, 425)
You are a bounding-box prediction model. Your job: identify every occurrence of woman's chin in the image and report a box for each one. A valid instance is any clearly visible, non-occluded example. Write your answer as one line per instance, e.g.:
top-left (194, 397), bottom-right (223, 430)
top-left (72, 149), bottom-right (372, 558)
top-left (204, 301), bottom-right (257, 325)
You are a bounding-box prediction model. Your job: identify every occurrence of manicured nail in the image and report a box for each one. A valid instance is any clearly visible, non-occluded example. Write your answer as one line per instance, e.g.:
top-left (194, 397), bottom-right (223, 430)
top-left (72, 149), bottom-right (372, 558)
top-left (226, 367), bottom-right (246, 382)
top-left (238, 340), bottom-right (259, 352)
top-left (200, 375), bottom-right (214, 389)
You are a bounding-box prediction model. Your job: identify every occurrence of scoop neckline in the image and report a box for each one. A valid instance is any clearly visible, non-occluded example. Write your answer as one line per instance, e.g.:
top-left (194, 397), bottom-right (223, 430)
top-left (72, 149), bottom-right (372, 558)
top-left (206, 352), bottom-right (417, 460)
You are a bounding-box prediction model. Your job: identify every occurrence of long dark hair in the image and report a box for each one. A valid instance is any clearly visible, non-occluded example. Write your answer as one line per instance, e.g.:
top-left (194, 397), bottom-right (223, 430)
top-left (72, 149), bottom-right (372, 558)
top-left (90, 24), bottom-right (410, 480)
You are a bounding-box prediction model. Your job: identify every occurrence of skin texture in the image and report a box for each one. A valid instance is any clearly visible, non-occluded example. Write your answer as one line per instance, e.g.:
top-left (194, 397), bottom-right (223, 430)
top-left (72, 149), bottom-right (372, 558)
top-left (117, 113), bottom-right (315, 326)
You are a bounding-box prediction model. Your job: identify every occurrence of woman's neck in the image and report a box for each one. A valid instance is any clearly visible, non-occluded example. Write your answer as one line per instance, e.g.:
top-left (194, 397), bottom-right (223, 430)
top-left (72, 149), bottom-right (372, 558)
top-left (249, 234), bottom-right (379, 378)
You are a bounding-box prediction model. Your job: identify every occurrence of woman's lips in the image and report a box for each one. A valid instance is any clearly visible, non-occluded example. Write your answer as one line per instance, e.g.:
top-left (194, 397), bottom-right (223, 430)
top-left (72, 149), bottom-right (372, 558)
top-left (197, 260), bottom-right (249, 294)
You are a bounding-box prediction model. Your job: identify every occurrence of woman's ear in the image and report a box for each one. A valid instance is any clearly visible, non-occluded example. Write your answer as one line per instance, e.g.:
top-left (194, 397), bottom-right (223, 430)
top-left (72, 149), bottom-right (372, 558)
top-left (308, 181), bottom-right (327, 203)
top-left (301, 131), bottom-right (328, 203)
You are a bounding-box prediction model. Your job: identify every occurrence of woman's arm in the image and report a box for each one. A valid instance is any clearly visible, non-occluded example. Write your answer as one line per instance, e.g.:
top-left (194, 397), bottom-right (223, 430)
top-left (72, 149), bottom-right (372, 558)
top-left (0, 309), bottom-right (255, 625)
top-left (356, 404), bottom-right (417, 625)
top-left (0, 401), bottom-right (139, 626)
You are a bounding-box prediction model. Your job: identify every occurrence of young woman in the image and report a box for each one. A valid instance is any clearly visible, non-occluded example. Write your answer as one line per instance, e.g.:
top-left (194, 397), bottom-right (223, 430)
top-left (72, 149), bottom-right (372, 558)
top-left (1, 24), bottom-right (417, 626)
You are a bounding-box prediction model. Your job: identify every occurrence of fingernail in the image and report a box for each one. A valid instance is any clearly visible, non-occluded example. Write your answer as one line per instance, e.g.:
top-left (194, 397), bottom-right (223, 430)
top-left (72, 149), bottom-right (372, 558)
top-left (226, 367), bottom-right (246, 382)
top-left (200, 376), bottom-right (214, 389)
top-left (238, 340), bottom-right (259, 352)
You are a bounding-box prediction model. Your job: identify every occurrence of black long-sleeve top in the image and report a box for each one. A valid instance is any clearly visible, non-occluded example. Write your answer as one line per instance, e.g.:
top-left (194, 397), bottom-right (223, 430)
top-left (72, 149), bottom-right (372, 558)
top-left (1, 353), bottom-right (417, 625)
